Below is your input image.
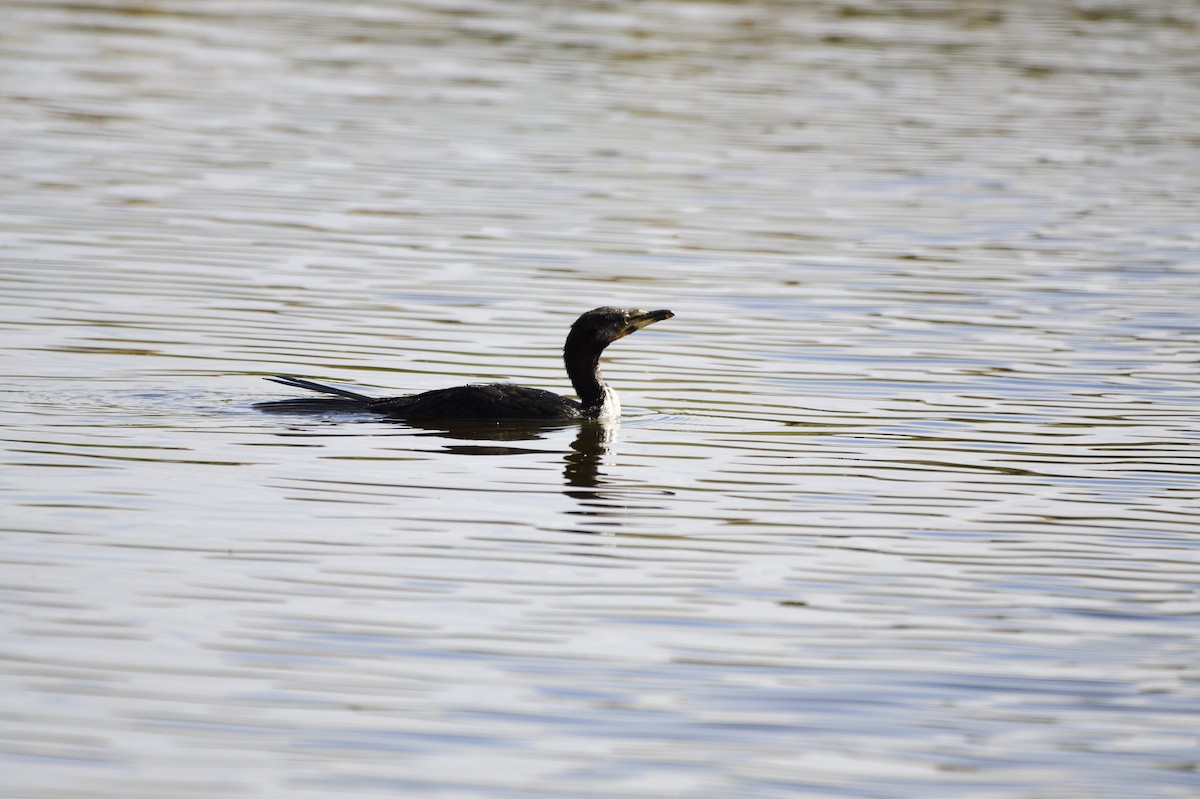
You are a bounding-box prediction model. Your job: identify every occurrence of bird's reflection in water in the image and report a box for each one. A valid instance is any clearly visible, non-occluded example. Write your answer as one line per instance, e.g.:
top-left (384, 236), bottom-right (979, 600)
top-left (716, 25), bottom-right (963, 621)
top-left (563, 420), bottom-right (617, 492)
top-left (398, 418), bottom-right (669, 533)
top-left (403, 418), bottom-right (577, 457)
top-left (400, 418), bottom-right (614, 489)
top-left (561, 421), bottom-right (674, 535)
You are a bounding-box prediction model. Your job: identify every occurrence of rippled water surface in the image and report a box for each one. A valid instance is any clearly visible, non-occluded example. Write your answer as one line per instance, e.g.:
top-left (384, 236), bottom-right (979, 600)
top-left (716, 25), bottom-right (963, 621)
top-left (2, 1), bottom-right (1199, 797)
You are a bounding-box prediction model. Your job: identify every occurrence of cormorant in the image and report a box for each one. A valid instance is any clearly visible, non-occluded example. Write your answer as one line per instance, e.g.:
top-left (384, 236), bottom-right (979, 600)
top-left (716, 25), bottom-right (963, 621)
top-left (255, 306), bottom-right (673, 421)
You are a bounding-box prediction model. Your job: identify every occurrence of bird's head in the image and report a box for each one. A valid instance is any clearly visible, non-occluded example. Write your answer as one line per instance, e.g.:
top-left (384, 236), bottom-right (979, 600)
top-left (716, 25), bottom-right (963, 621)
top-left (567, 306), bottom-right (674, 350)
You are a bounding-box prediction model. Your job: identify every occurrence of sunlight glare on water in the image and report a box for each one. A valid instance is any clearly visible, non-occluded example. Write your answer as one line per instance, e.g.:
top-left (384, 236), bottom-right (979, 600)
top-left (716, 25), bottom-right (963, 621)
top-left (1, 1), bottom-right (1198, 798)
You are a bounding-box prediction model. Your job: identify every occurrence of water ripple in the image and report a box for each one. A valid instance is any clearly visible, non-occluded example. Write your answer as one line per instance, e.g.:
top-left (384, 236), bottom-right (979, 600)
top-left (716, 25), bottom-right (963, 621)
top-left (2, 1), bottom-right (1199, 798)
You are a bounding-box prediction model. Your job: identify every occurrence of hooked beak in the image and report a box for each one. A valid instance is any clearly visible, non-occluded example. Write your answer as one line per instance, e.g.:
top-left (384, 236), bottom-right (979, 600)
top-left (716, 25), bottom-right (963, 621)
top-left (626, 308), bottom-right (674, 333)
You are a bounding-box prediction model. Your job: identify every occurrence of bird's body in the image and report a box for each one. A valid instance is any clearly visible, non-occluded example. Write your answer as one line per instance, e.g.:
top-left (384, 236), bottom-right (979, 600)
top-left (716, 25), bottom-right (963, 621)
top-left (255, 306), bottom-right (672, 421)
top-left (263, 377), bottom-right (595, 420)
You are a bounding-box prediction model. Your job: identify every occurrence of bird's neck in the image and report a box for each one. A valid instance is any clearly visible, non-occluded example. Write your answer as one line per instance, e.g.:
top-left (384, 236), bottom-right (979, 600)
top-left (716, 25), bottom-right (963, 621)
top-left (565, 345), bottom-right (611, 417)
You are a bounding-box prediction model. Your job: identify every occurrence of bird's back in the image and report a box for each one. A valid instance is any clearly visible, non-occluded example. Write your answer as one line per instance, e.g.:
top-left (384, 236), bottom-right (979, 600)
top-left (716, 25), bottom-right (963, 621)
top-left (367, 383), bottom-right (583, 420)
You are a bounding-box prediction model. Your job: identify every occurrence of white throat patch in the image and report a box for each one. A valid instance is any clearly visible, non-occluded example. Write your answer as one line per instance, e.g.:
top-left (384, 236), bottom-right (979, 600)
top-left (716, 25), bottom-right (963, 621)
top-left (594, 386), bottom-right (621, 421)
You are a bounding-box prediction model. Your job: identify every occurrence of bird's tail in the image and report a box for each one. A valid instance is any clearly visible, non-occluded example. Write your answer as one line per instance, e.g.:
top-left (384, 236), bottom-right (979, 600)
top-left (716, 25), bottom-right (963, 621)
top-left (254, 375), bottom-right (375, 412)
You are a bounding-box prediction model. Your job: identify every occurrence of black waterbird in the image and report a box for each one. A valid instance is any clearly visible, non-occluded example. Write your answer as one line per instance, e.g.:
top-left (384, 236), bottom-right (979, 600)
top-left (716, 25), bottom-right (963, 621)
top-left (255, 306), bottom-right (674, 421)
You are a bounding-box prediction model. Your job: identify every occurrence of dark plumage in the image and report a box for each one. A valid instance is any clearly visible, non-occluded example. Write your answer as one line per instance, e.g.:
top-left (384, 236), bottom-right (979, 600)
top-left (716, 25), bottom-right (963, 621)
top-left (255, 306), bottom-right (673, 421)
